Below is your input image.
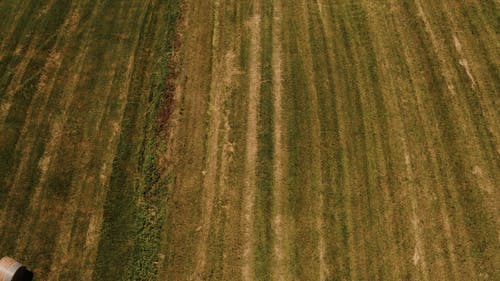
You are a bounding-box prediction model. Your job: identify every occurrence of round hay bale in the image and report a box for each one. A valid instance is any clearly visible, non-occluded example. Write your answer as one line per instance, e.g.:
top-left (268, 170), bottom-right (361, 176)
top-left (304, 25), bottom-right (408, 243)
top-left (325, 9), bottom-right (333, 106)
top-left (0, 257), bottom-right (33, 281)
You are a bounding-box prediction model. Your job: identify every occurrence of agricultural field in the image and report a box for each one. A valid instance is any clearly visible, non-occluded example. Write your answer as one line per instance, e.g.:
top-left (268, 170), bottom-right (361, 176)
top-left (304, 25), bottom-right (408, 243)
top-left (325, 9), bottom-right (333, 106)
top-left (0, 0), bottom-right (498, 281)
top-left (0, 0), bottom-right (179, 279)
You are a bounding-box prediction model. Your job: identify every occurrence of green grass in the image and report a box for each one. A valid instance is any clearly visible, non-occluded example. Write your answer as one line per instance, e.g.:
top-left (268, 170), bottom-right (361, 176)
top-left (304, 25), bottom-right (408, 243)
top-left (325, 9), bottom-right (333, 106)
top-left (93, 1), bottom-right (180, 281)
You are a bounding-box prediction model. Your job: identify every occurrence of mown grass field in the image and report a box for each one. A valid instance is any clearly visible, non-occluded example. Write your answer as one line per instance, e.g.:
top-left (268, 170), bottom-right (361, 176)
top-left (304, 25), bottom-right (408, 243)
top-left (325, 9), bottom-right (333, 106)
top-left (1, 0), bottom-right (499, 281)
top-left (0, 0), bottom-right (179, 280)
top-left (161, 0), bottom-right (498, 280)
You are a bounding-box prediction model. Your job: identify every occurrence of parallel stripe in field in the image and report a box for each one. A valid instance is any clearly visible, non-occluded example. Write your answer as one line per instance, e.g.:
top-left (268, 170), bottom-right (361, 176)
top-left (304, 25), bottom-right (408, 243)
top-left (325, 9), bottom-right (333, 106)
top-left (339, 14), bottom-right (369, 281)
top-left (13, 1), bottom-right (130, 277)
top-left (361, 1), bottom-right (442, 280)
top-left (380, 2), bottom-right (435, 277)
top-left (326, 3), bottom-right (363, 279)
top-left (437, 0), bottom-right (500, 219)
top-left (64, 1), bottom-right (151, 280)
top-left (0, 18), bottom-right (69, 243)
top-left (190, 0), bottom-right (224, 279)
top-left (12, 0), bottom-right (88, 260)
top-left (0, 38), bottom-right (39, 235)
top-left (2, 0), bottom-right (178, 280)
top-left (0, 0), bottom-right (28, 40)
top-left (158, 0), bottom-right (214, 279)
top-left (0, 0), bottom-right (16, 33)
top-left (209, 5), bottom-right (242, 280)
top-left (4, 0), bottom-right (152, 278)
top-left (217, 86), bottom-right (236, 280)
top-left (0, 0), bottom-right (70, 213)
top-left (380, 37), bottom-right (433, 281)
top-left (1, 1), bottom-right (92, 274)
top-left (193, 1), bottom-right (242, 279)
top-left (415, 1), bottom-right (498, 277)
top-left (336, 1), bottom-right (383, 279)
top-left (296, 1), bottom-right (328, 279)
top-left (218, 5), bottom-right (249, 281)
top-left (81, 2), bottom-right (153, 279)
top-left (0, 0), bottom-right (39, 61)
top-left (270, 0), bottom-right (291, 280)
top-left (42, 1), bottom-right (110, 277)
top-left (0, 0), bottom-right (59, 124)
top-left (418, 0), bottom-right (497, 212)
top-left (241, 1), bottom-right (261, 280)
top-left (1, 1), bottom-right (498, 280)
top-left (313, 1), bottom-right (361, 279)
top-left (0, 37), bottom-right (38, 135)
top-left (388, 1), bottom-right (469, 279)
top-left (44, 45), bottom-right (92, 281)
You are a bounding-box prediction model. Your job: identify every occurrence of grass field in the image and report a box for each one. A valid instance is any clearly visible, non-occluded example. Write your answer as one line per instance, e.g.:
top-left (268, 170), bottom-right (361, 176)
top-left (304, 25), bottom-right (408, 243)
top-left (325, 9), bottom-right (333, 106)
top-left (0, 0), bottom-right (498, 280)
top-left (0, 0), bottom-right (179, 280)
